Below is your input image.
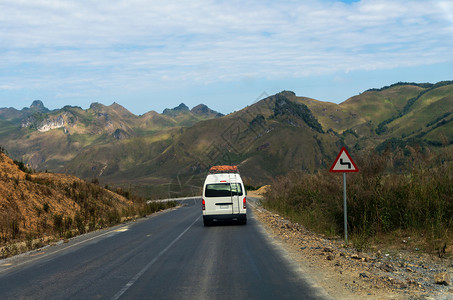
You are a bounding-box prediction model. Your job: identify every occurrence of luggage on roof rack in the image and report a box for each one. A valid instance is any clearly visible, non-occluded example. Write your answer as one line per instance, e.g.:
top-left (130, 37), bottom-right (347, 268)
top-left (209, 165), bottom-right (239, 174)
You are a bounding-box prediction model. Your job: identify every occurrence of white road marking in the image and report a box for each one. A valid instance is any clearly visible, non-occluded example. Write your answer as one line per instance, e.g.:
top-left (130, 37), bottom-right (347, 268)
top-left (114, 227), bottom-right (129, 232)
top-left (111, 215), bottom-right (201, 300)
top-left (0, 225), bottom-right (129, 273)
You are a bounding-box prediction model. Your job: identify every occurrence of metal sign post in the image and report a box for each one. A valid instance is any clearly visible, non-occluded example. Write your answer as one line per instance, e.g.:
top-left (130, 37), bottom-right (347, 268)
top-left (343, 172), bottom-right (347, 244)
top-left (330, 147), bottom-right (359, 244)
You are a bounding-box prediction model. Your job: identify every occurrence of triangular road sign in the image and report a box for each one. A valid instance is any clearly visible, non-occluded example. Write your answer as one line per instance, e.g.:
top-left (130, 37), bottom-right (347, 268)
top-left (330, 147), bottom-right (359, 172)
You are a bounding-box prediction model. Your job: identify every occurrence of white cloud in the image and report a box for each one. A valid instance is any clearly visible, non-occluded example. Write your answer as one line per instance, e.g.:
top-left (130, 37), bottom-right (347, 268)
top-left (0, 0), bottom-right (452, 104)
top-left (0, 84), bottom-right (21, 91)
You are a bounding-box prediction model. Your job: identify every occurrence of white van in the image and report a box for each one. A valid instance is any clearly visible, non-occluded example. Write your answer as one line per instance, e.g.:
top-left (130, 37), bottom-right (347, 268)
top-left (202, 166), bottom-right (247, 226)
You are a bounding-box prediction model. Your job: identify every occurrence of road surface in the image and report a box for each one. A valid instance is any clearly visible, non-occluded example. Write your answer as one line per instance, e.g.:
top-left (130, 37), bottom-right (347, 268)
top-left (0, 198), bottom-right (329, 299)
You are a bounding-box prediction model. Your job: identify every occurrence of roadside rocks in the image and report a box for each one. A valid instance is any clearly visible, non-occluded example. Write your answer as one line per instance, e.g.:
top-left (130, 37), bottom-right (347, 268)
top-left (326, 254), bottom-right (335, 261)
top-left (375, 262), bottom-right (397, 272)
top-left (382, 276), bottom-right (408, 289)
top-left (251, 203), bottom-right (453, 299)
top-left (434, 272), bottom-right (451, 286)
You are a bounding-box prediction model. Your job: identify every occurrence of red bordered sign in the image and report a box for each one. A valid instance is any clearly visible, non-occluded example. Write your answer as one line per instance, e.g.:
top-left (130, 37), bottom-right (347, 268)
top-left (329, 147), bottom-right (359, 173)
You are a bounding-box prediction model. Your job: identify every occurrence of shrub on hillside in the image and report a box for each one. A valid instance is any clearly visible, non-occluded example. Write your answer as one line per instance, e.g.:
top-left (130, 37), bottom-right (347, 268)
top-left (13, 160), bottom-right (33, 174)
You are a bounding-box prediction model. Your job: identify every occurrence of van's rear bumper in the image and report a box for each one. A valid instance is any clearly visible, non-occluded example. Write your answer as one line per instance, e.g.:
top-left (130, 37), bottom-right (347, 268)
top-left (203, 214), bottom-right (246, 222)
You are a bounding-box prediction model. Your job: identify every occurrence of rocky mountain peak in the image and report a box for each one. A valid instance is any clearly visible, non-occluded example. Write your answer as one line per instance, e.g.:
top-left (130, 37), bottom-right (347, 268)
top-left (89, 102), bottom-right (107, 112)
top-left (278, 90), bottom-right (296, 97)
top-left (162, 103), bottom-right (190, 116)
top-left (191, 104), bottom-right (224, 118)
top-left (28, 100), bottom-right (49, 113)
top-left (175, 103), bottom-right (190, 111)
top-left (109, 102), bottom-right (134, 118)
top-left (272, 94), bottom-right (324, 133)
top-left (30, 100), bottom-right (45, 109)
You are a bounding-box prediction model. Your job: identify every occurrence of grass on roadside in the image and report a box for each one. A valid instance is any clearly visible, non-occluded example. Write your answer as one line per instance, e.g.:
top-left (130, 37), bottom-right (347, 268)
top-left (262, 145), bottom-right (453, 255)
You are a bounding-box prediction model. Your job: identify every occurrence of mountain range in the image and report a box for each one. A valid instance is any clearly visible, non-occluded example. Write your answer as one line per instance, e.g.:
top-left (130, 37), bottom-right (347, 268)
top-left (1, 81), bottom-right (452, 198)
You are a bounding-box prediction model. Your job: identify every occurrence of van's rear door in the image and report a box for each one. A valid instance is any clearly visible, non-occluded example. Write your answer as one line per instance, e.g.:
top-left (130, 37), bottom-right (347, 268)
top-left (229, 174), bottom-right (241, 215)
top-left (204, 182), bottom-right (233, 215)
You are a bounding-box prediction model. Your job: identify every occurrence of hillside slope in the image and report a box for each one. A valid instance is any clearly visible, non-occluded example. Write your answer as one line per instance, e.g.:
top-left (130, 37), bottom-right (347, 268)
top-left (123, 83), bottom-right (453, 191)
top-left (97, 91), bottom-right (342, 191)
top-left (1, 81), bottom-right (452, 197)
top-left (0, 150), bottom-right (132, 253)
top-left (297, 81), bottom-right (453, 149)
top-left (0, 102), bottom-right (222, 172)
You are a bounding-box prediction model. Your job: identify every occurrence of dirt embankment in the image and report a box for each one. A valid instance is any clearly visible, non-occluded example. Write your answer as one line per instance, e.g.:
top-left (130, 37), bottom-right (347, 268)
top-left (0, 152), bottom-right (132, 257)
top-left (249, 193), bottom-right (453, 300)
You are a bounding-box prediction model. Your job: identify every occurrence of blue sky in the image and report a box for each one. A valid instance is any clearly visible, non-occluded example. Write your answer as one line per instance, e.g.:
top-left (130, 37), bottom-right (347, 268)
top-left (0, 0), bottom-right (452, 115)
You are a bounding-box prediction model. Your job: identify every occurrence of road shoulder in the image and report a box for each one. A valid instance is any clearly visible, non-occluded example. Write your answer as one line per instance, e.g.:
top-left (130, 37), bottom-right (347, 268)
top-left (248, 196), bottom-right (453, 300)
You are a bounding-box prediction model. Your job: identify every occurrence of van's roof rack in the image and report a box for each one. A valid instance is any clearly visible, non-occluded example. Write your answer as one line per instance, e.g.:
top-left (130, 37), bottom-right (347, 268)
top-left (209, 165), bottom-right (239, 174)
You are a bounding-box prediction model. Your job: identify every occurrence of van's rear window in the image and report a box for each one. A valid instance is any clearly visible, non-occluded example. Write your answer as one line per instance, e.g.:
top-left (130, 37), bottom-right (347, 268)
top-left (205, 183), bottom-right (243, 197)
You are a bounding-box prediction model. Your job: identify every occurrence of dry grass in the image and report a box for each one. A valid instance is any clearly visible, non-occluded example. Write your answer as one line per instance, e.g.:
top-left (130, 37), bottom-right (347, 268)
top-left (263, 145), bottom-right (453, 254)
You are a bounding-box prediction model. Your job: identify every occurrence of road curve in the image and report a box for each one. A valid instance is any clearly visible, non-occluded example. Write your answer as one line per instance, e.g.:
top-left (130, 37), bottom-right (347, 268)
top-left (0, 198), bottom-right (330, 299)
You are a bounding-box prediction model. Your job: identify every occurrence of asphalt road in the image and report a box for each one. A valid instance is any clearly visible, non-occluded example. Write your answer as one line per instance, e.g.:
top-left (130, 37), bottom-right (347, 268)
top-left (0, 198), bottom-right (329, 299)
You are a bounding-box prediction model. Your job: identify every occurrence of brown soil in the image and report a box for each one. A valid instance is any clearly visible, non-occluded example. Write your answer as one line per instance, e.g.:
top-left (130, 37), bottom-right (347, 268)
top-left (0, 152), bottom-right (132, 256)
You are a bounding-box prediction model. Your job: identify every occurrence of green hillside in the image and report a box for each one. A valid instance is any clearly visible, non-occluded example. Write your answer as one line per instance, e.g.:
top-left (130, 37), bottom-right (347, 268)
top-left (383, 83), bottom-right (453, 144)
top-left (1, 81), bottom-right (452, 198)
top-left (0, 102), bottom-right (222, 174)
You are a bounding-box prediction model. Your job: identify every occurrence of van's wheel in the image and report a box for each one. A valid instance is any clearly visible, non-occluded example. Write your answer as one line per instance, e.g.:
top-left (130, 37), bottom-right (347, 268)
top-left (203, 219), bottom-right (210, 227)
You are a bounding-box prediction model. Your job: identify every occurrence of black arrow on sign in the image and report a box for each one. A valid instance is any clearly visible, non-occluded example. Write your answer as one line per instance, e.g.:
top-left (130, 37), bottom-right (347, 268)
top-left (340, 158), bottom-right (351, 169)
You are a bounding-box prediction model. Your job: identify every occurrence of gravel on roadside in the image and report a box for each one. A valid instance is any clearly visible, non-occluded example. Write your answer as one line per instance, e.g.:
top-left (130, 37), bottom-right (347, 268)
top-left (249, 196), bottom-right (453, 300)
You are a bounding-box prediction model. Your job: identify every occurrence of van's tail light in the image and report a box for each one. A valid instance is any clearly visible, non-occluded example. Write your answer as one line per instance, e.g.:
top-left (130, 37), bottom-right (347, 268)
top-left (202, 198), bottom-right (206, 210)
top-left (243, 197), bottom-right (246, 209)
